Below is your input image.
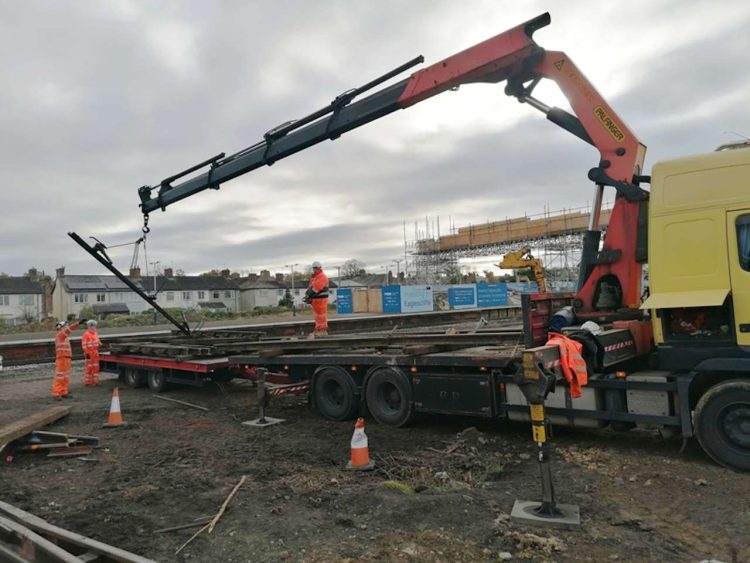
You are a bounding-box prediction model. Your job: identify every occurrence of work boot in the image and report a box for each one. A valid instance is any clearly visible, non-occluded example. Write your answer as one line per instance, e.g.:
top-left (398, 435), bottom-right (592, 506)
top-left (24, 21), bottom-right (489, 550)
top-left (62, 394), bottom-right (73, 399)
top-left (53, 396), bottom-right (62, 401)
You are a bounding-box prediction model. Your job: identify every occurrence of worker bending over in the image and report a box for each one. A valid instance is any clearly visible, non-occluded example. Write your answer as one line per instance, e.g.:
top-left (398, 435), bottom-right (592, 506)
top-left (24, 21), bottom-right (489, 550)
top-left (305, 261), bottom-right (330, 336)
top-left (52, 320), bottom-right (82, 399)
top-left (81, 320), bottom-right (103, 386)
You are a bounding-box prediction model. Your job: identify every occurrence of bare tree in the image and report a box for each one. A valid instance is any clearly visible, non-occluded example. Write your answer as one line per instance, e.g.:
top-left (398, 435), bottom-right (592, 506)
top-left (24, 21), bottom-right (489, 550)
top-left (341, 259), bottom-right (366, 279)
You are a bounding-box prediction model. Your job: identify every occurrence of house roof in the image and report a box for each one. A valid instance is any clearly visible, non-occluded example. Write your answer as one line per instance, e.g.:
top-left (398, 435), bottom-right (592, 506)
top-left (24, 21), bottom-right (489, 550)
top-left (62, 275), bottom-right (238, 293)
top-left (239, 278), bottom-right (338, 290)
top-left (335, 279), bottom-right (368, 288)
top-left (346, 274), bottom-right (389, 288)
top-left (0, 277), bottom-right (44, 294)
top-left (63, 275), bottom-right (144, 292)
top-left (238, 279), bottom-right (286, 290)
top-left (154, 276), bottom-right (239, 291)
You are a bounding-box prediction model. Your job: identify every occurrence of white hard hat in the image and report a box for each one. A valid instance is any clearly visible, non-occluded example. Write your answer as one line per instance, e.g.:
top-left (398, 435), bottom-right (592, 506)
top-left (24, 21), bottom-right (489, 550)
top-left (86, 320), bottom-right (98, 327)
top-left (312, 261), bottom-right (322, 269)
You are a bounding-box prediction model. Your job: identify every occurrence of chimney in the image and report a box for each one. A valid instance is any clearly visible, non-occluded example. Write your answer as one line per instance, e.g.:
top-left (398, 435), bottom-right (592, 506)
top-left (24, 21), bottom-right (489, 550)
top-left (130, 267), bottom-right (141, 279)
top-left (164, 267), bottom-right (174, 278)
top-left (221, 268), bottom-right (231, 278)
top-left (55, 266), bottom-right (65, 279)
top-left (230, 272), bottom-right (241, 280)
top-left (248, 273), bottom-right (259, 283)
top-left (275, 273), bottom-right (284, 283)
top-left (259, 269), bottom-right (272, 281)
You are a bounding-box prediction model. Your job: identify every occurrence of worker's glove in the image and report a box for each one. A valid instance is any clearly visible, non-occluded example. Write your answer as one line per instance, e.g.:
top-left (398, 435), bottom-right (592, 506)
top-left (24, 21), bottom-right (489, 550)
top-left (85, 354), bottom-right (91, 360)
top-left (303, 296), bottom-right (311, 304)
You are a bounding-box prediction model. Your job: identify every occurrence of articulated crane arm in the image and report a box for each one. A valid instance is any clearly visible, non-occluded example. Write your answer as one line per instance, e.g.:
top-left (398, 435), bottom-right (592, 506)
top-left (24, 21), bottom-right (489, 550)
top-left (136, 12), bottom-right (647, 319)
top-left (499, 248), bottom-right (547, 293)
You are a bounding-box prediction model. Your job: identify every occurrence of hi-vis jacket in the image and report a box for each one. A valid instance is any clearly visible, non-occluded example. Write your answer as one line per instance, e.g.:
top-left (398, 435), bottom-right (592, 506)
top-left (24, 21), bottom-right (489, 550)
top-left (55, 322), bottom-right (80, 358)
top-left (546, 332), bottom-right (588, 399)
top-left (82, 329), bottom-right (102, 356)
top-left (308, 270), bottom-right (330, 299)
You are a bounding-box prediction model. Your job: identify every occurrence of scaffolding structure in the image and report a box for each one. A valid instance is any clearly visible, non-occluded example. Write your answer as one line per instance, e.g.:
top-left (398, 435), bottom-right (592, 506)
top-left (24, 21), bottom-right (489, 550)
top-left (406, 205), bottom-right (612, 288)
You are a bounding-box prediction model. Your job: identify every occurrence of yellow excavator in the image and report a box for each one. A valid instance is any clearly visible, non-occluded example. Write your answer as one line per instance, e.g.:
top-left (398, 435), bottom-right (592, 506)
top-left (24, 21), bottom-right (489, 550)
top-left (498, 247), bottom-right (546, 293)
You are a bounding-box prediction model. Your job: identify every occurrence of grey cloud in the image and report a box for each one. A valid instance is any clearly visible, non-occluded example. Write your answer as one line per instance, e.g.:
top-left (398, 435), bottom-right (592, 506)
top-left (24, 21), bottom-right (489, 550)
top-left (2, 1), bottom-right (749, 276)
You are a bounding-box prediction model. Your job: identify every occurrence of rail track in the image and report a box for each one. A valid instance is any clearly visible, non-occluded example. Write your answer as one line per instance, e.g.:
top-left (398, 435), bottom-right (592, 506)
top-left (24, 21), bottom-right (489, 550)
top-left (0, 306), bottom-right (521, 367)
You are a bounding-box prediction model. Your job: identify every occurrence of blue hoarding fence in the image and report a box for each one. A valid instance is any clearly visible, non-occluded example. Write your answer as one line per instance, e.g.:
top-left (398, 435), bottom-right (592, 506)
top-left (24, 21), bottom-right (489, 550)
top-left (382, 285), bottom-right (401, 313)
top-left (338, 283), bottom-right (522, 314)
top-left (336, 288), bottom-right (353, 314)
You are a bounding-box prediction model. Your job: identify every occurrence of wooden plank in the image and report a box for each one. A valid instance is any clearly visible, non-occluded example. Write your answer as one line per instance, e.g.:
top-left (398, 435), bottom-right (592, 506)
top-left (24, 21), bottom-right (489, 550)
top-left (0, 500), bottom-right (157, 563)
top-left (0, 406), bottom-right (72, 446)
top-left (47, 446), bottom-right (93, 458)
top-left (0, 515), bottom-right (81, 563)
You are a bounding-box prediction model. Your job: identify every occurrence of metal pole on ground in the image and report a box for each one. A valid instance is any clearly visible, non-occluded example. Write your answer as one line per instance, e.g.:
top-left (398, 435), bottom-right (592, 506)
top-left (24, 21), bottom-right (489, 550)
top-left (510, 350), bottom-right (580, 529)
top-left (242, 368), bottom-right (285, 427)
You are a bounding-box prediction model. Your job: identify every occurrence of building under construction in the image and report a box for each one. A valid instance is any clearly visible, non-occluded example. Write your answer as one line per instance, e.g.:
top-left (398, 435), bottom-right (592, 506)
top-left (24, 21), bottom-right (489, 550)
top-left (406, 206), bottom-right (612, 287)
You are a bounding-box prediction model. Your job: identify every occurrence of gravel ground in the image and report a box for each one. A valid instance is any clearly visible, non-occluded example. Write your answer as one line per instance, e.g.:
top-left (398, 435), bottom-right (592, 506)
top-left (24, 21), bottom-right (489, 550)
top-left (0, 362), bottom-right (747, 562)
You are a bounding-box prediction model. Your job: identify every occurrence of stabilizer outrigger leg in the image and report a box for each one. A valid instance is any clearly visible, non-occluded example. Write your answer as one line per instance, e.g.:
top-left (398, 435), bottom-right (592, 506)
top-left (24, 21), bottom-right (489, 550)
top-left (510, 348), bottom-right (581, 529)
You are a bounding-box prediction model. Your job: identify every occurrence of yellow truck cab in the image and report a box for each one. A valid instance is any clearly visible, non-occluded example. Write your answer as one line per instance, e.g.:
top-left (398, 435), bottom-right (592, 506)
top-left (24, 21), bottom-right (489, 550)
top-left (642, 143), bottom-right (750, 469)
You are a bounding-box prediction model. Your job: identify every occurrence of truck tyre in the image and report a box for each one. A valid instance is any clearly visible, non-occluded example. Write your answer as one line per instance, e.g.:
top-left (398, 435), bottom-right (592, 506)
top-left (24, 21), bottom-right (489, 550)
top-left (124, 368), bottom-right (147, 389)
top-left (147, 370), bottom-right (169, 393)
top-left (694, 379), bottom-right (750, 471)
top-left (312, 366), bottom-right (359, 421)
top-left (365, 367), bottom-right (414, 427)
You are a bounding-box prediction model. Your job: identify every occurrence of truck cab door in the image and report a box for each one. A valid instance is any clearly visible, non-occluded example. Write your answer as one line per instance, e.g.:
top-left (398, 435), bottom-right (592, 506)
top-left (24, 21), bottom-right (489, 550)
top-left (726, 210), bottom-right (750, 346)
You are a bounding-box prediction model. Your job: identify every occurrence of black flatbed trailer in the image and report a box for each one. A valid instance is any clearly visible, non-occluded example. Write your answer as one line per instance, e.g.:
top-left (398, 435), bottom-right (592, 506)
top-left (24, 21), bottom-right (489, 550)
top-left (229, 340), bottom-right (686, 432)
top-left (96, 307), bottom-right (525, 393)
top-left (95, 294), bottom-right (743, 470)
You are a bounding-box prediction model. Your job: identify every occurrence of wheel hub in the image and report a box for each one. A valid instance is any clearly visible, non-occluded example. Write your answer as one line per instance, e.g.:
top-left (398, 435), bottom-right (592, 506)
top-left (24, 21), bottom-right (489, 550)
top-left (379, 383), bottom-right (400, 413)
top-left (722, 405), bottom-right (750, 449)
top-left (323, 381), bottom-right (344, 406)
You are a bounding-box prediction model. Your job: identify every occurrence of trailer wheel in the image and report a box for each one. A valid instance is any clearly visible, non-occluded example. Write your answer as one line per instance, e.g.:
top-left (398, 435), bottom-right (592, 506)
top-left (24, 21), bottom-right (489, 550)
top-left (313, 367), bottom-right (359, 421)
top-left (694, 379), bottom-right (750, 471)
top-left (147, 370), bottom-right (169, 393)
top-left (124, 368), bottom-right (147, 389)
top-left (365, 367), bottom-right (414, 427)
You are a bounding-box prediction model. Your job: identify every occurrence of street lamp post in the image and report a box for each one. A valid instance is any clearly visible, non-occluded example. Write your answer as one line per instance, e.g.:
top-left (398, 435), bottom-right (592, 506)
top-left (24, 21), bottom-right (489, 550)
top-left (285, 263), bottom-right (299, 316)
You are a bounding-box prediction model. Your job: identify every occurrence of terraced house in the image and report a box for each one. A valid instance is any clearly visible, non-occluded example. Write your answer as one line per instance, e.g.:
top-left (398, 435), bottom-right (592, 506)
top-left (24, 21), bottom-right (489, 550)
top-left (0, 275), bottom-right (47, 325)
top-left (52, 267), bottom-right (240, 320)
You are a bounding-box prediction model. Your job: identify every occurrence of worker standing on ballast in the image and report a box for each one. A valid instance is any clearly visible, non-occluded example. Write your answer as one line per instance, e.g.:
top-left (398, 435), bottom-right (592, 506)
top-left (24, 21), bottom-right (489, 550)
top-left (304, 261), bottom-right (330, 336)
top-left (52, 319), bottom-right (82, 400)
top-left (81, 320), bottom-right (103, 386)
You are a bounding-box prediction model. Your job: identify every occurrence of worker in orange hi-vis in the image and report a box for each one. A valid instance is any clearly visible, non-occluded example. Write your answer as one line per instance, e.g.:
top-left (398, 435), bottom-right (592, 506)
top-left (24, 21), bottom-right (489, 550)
top-left (81, 320), bottom-right (103, 386)
top-left (52, 319), bottom-right (82, 400)
top-left (304, 261), bottom-right (330, 336)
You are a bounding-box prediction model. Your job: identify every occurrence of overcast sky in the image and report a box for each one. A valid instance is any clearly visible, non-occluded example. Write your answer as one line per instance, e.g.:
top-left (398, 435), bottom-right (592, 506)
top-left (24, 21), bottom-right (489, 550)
top-left (2, 1), bottom-right (749, 278)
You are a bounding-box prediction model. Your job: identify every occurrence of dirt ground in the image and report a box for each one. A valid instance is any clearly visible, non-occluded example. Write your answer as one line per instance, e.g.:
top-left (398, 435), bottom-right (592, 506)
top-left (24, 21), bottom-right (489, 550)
top-left (0, 363), bottom-right (747, 563)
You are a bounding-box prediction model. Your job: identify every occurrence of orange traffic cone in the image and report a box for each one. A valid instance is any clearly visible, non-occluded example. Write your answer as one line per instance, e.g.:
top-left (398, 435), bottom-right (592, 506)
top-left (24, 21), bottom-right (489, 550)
top-left (346, 418), bottom-right (374, 470)
top-left (103, 387), bottom-right (128, 428)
